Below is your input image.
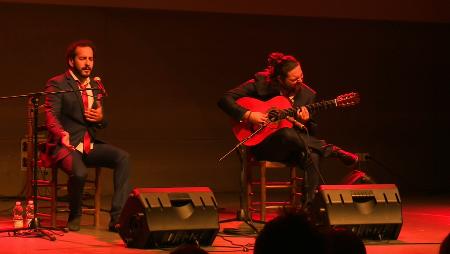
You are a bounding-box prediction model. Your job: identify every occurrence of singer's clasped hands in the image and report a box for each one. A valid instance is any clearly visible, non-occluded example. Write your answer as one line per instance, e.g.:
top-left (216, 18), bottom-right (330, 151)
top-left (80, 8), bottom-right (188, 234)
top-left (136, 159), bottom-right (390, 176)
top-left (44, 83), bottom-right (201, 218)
top-left (85, 106), bottom-right (103, 122)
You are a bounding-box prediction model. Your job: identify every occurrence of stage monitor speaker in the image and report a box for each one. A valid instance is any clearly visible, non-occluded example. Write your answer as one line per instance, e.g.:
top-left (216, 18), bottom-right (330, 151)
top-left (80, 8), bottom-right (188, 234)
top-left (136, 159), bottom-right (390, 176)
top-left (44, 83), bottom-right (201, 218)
top-left (118, 187), bottom-right (219, 249)
top-left (310, 184), bottom-right (402, 240)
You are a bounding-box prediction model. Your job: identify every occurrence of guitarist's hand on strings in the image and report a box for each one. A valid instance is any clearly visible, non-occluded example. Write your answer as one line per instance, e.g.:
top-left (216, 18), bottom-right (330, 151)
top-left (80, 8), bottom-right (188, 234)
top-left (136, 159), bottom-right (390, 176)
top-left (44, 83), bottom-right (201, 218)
top-left (244, 111), bottom-right (268, 125)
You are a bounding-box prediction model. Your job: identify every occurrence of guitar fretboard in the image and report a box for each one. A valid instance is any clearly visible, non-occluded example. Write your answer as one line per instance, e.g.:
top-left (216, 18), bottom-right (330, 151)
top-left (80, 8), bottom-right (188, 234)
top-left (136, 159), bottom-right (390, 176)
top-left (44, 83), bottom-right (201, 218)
top-left (269, 99), bottom-right (338, 121)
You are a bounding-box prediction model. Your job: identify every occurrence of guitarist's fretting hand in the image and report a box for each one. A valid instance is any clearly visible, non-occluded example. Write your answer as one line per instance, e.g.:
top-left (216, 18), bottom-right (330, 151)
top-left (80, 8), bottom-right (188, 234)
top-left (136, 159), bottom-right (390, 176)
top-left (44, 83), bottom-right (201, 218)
top-left (244, 111), bottom-right (268, 125)
top-left (297, 106), bottom-right (310, 122)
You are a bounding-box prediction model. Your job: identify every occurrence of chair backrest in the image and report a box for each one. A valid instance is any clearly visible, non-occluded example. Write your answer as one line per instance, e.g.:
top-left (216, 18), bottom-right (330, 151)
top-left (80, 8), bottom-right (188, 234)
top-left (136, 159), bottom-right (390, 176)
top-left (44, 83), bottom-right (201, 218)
top-left (25, 98), bottom-right (53, 168)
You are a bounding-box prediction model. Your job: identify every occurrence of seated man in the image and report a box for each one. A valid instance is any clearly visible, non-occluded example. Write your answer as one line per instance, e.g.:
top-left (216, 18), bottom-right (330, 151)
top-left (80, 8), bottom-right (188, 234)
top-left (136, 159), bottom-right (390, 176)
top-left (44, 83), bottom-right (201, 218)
top-left (44, 39), bottom-right (131, 232)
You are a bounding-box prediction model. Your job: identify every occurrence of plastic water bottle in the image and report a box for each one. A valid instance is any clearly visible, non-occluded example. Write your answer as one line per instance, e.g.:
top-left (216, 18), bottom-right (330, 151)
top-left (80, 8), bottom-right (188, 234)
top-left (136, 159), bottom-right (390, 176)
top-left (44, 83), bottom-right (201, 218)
top-left (25, 200), bottom-right (35, 228)
top-left (12, 201), bottom-right (24, 229)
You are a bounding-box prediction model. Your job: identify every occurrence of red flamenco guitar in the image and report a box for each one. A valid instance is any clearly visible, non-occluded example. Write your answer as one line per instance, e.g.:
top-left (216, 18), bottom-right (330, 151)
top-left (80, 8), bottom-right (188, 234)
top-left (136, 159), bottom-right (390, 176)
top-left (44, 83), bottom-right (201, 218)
top-left (232, 92), bottom-right (360, 146)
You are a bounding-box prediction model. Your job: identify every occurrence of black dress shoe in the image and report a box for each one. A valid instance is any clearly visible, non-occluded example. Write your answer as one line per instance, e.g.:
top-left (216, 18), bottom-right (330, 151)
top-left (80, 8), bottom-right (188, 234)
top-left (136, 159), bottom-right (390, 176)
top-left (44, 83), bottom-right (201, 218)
top-left (108, 221), bottom-right (120, 233)
top-left (331, 146), bottom-right (359, 167)
top-left (67, 216), bottom-right (81, 231)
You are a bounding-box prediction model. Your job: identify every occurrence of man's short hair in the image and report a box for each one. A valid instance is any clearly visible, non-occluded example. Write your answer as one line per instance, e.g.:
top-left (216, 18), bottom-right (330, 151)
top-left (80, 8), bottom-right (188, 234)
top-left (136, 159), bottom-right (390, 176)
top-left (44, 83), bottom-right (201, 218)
top-left (65, 39), bottom-right (96, 65)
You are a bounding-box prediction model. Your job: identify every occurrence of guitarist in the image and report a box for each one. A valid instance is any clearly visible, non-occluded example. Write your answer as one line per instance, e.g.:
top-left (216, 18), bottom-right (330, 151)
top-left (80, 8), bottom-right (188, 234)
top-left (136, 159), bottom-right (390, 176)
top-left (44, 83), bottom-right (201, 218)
top-left (218, 52), bottom-right (358, 207)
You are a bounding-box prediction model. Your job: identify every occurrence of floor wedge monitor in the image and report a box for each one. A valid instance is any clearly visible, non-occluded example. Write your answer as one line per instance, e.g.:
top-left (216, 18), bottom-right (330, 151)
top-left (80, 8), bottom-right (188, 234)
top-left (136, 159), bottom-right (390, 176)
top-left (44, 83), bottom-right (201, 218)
top-left (310, 184), bottom-right (402, 240)
top-left (118, 187), bottom-right (219, 249)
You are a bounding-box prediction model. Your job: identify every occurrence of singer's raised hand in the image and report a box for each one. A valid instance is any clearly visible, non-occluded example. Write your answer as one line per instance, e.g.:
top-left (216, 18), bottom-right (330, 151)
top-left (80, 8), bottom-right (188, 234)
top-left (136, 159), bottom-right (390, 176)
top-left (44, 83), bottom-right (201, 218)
top-left (85, 105), bottom-right (103, 122)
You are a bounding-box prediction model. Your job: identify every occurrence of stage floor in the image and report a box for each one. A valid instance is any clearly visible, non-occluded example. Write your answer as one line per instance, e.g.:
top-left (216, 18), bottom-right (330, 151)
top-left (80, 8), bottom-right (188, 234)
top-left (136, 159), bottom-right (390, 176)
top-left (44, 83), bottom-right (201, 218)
top-left (0, 192), bottom-right (448, 254)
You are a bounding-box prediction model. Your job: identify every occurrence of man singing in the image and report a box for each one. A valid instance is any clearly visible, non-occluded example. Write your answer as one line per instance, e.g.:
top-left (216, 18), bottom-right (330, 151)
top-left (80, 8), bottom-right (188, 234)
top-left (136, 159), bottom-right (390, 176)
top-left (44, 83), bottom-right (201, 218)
top-left (44, 40), bottom-right (131, 232)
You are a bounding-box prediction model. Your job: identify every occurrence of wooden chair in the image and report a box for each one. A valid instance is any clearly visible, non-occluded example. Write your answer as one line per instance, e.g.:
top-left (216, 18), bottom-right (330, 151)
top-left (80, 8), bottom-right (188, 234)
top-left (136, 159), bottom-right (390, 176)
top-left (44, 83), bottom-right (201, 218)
top-left (34, 163), bottom-right (102, 228)
top-left (239, 146), bottom-right (305, 222)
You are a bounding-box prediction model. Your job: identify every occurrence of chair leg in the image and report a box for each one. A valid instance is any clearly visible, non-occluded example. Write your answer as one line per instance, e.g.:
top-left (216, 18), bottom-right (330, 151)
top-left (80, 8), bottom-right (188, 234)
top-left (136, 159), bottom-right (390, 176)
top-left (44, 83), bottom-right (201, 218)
top-left (290, 166), bottom-right (297, 208)
top-left (260, 163), bottom-right (267, 222)
top-left (245, 162), bottom-right (252, 219)
top-left (94, 167), bottom-right (102, 228)
top-left (301, 169), bottom-right (308, 207)
top-left (51, 167), bottom-right (58, 228)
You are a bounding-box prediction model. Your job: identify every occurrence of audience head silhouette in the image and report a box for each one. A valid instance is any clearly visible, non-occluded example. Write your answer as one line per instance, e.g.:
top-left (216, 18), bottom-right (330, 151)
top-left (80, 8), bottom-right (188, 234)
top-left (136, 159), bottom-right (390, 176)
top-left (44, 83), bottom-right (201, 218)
top-left (323, 227), bottom-right (366, 254)
top-left (440, 233), bottom-right (450, 254)
top-left (254, 209), bottom-right (326, 254)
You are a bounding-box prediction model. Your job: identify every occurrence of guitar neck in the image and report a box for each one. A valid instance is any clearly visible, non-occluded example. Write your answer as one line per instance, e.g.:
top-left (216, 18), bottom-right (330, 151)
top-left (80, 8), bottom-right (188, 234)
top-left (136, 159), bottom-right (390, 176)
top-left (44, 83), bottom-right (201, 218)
top-left (283, 99), bottom-right (337, 117)
top-left (305, 99), bottom-right (338, 112)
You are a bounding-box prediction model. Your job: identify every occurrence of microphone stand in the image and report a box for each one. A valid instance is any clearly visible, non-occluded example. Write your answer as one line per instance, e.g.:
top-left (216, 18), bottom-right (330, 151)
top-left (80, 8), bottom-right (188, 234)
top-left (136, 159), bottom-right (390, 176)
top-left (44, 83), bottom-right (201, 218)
top-left (218, 123), bottom-right (270, 235)
top-left (218, 124), bottom-right (267, 162)
top-left (0, 88), bottom-right (100, 240)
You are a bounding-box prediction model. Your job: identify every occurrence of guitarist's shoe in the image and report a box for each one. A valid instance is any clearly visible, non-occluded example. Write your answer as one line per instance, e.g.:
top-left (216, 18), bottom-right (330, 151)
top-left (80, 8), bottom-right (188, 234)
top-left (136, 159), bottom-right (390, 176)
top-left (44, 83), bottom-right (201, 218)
top-left (330, 146), bottom-right (359, 168)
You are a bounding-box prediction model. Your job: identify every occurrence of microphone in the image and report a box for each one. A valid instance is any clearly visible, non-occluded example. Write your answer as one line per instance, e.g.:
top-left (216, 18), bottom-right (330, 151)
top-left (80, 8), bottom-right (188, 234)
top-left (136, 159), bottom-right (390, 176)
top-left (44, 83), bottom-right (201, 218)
top-left (93, 76), bottom-right (108, 97)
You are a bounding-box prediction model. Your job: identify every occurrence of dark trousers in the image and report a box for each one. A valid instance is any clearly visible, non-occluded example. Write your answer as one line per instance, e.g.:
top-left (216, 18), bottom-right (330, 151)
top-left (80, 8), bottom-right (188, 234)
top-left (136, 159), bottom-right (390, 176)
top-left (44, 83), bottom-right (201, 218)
top-left (60, 143), bottom-right (131, 223)
top-left (251, 128), bottom-right (331, 206)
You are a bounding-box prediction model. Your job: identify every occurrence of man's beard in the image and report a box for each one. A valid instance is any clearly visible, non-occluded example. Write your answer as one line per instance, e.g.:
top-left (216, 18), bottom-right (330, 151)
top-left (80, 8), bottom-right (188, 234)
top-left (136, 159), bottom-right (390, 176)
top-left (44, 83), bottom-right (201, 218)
top-left (73, 66), bottom-right (92, 79)
top-left (281, 83), bottom-right (299, 96)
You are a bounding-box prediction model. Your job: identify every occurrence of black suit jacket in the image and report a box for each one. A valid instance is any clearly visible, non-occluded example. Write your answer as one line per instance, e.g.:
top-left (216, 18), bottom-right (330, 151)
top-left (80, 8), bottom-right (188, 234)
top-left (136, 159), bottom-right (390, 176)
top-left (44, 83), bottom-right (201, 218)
top-left (44, 70), bottom-right (107, 163)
